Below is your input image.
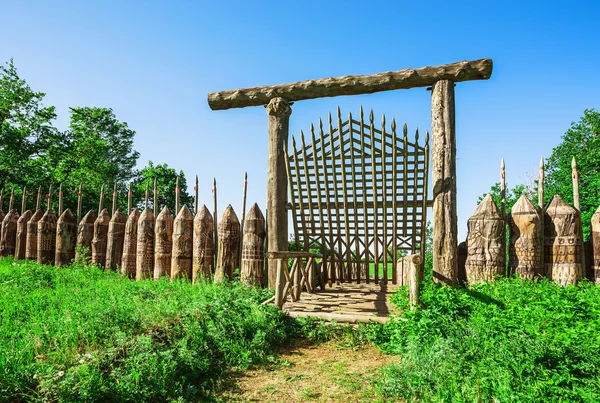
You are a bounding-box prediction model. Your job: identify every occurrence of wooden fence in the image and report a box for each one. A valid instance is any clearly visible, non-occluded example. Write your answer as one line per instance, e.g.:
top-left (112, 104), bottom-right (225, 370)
top-left (462, 157), bottom-right (600, 286)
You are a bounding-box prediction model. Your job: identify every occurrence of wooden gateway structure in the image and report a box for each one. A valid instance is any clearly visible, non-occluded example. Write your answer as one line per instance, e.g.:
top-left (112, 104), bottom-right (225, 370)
top-left (208, 58), bottom-right (493, 308)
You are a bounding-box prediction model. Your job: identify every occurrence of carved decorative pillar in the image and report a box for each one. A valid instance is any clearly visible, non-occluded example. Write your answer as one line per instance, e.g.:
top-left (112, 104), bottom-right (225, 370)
top-left (266, 97), bottom-right (292, 289)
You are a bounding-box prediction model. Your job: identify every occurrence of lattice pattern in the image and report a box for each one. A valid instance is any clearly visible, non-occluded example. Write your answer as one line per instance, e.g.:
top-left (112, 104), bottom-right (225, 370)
top-left (286, 107), bottom-right (429, 284)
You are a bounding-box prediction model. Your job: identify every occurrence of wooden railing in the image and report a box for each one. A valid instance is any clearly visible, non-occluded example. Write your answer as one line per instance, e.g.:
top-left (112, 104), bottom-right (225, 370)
top-left (263, 251), bottom-right (324, 308)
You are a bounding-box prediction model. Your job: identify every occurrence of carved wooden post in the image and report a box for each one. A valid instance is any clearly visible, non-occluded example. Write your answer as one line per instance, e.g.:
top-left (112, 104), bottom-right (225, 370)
top-left (0, 209), bottom-right (19, 257)
top-left (266, 97), bottom-right (292, 290)
top-left (544, 195), bottom-right (582, 286)
top-left (508, 195), bottom-right (542, 279)
top-left (194, 175), bottom-right (198, 215)
top-left (239, 172), bottom-right (248, 269)
top-left (58, 184), bottom-right (63, 216)
top-left (407, 254), bottom-right (423, 310)
top-left (171, 205), bottom-right (193, 280)
top-left (465, 194), bottom-right (505, 284)
top-left (154, 206), bottom-right (173, 279)
top-left (91, 208), bottom-right (110, 267)
top-left (26, 210), bottom-right (43, 260)
top-left (215, 205), bottom-right (240, 283)
top-left (77, 183), bottom-right (82, 224)
top-left (55, 209), bottom-right (77, 266)
top-left (15, 210), bottom-right (32, 260)
top-left (193, 205), bottom-right (214, 283)
top-left (20, 186), bottom-right (26, 214)
top-left (105, 210), bottom-right (126, 271)
top-left (136, 208), bottom-right (154, 281)
top-left (592, 206), bottom-right (600, 283)
top-left (75, 211), bottom-right (96, 261)
top-left (121, 208), bottom-right (139, 278)
top-left (431, 80), bottom-right (458, 286)
top-left (241, 203), bottom-right (265, 285)
top-left (175, 175), bottom-right (180, 216)
top-left (37, 210), bottom-right (57, 265)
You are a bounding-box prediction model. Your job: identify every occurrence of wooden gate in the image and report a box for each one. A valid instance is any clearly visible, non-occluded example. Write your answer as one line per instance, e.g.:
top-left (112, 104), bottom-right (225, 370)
top-left (285, 107), bottom-right (429, 284)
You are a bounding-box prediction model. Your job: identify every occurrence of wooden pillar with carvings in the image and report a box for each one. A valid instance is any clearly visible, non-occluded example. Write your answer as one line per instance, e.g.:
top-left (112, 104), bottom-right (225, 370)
top-left (266, 97), bottom-right (292, 290)
top-left (431, 80), bottom-right (458, 286)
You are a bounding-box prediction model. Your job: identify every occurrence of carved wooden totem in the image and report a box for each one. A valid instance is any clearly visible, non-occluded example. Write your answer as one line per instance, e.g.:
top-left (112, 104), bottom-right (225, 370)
top-left (136, 208), bottom-right (154, 281)
top-left (192, 205), bottom-right (214, 283)
top-left (106, 210), bottom-right (126, 271)
top-left (37, 210), bottom-right (57, 265)
top-left (121, 208), bottom-right (139, 279)
top-left (15, 210), bottom-right (32, 260)
top-left (464, 194), bottom-right (506, 284)
top-left (25, 210), bottom-right (44, 260)
top-left (544, 195), bottom-right (582, 286)
top-left (0, 209), bottom-right (19, 257)
top-left (55, 209), bottom-right (77, 266)
top-left (171, 205), bottom-right (193, 280)
top-left (241, 203), bottom-right (265, 285)
top-left (215, 205), bottom-right (240, 283)
top-left (91, 208), bottom-right (110, 268)
top-left (75, 210), bottom-right (96, 261)
top-left (508, 195), bottom-right (542, 279)
top-left (154, 206), bottom-right (173, 279)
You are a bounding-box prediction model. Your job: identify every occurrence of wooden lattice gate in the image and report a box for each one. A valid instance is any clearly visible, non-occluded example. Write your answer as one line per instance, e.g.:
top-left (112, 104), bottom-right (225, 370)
top-left (285, 107), bottom-right (429, 285)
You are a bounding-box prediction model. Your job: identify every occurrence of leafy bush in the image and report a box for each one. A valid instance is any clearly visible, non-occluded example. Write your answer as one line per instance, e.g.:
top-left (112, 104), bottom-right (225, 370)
top-left (0, 258), bottom-right (288, 402)
top-left (376, 278), bottom-right (600, 402)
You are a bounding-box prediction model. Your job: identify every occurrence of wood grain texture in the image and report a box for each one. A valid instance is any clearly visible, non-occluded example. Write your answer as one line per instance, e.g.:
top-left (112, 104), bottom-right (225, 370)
top-left (591, 206), bottom-right (600, 283)
top-left (266, 97), bottom-right (291, 289)
top-left (192, 205), bottom-right (214, 283)
top-left (105, 210), bottom-right (126, 271)
top-left (75, 210), bottom-right (96, 262)
top-left (241, 203), bottom-right (265, 286)
top-left (136, 208), bottom-right (155, 281)
top-left (121, 208), bottom-right (139, 279)
top-left (55, 209), bottom-right (77, 266)
top-left (91, 208), bottom-right (110, 268)
top-left (0, 209), bottom-right (19, 257)
top-left (37, 210), bottom-right (57, 265)
top-left (154, 206), bottom-right (173, 279)
top-left (431, 80), bottom-right (458, 286)
top-left (215, 205), bottom-right (240, 283)
top-left (508, 195), bottom-right (542, 279)
top-left (208, 59), bottom-right (492, 110)
top-left (171, 205), bottom-right (193, 280)
top-left (15, 210), bottom-right (32, 260)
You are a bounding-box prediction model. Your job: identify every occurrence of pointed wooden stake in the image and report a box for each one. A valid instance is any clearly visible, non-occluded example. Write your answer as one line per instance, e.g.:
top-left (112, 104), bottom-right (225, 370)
top-left (572, 156), bottom-right (580, 210)
top-left (77, 183), bottom-right (82, 224)
top-left (213, 178), bottom-right (218, 260)
top-left (98, 184), bottom-right (104, 215)
top-left (153, 177), bottom-right (158, 218)
top-left (21, 186), bottom-right (26, 214)
top-left (47, 185), bottom-right (52, 212)
top-left (0, 187), bottom-right (4, 211)
top-left (194, 175), bottom-right (199, 215)
top-left (58, 184), bottom-right (63, 216)
top-left (8, 187), bottom-right (15, 212)
top-left (538, 157), bottom-right (544, 209)
top-left (500, 158), bottom-right (506, 218)
top-left (144, 181), bottom-right (149, 210)
top-left (239, 172), bottom-right (248, 268)
top-left (193, 205), bottom-right (214, 282)
top-left (127, 182), bottom-right (132, 215)
top-left (175, 175), bottom-right (180, 215)
top-left (36, 186), bottom-right (42, 211)
top-left (112, 183), bottom-right (117, 216)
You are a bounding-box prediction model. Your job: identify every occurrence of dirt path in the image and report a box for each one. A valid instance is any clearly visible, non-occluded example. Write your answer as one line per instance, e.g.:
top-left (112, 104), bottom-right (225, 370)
top-left (217, 340), bottom-right (396, 402)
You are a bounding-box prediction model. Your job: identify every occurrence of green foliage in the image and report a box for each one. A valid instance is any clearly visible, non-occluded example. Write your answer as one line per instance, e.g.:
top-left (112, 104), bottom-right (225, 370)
top-left (479, 182), bottom-right (537, 214)
top-left (375, 278), bottom-right (600, 402)
top-left (130, 161), bottom-right (194, 213)
top-left (0, 59), bottom-right (59, 191)
top-left (545, 109), bottom-right (600, 240)
top-left (0, 258), bottom-right (289, 402)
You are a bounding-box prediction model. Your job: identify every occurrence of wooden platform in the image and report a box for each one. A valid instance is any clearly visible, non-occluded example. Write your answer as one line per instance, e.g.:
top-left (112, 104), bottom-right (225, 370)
top-left (283, 282), bottom-right (400, 324)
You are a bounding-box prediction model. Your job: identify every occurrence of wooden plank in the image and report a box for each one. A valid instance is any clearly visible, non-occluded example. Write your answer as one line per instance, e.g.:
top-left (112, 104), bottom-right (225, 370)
top-left (412, 130), bottom-right (420, 254)
top-left (329, 112), bottom-right (344, 283)
top-left (319, 118), bottom-right (336, 286)
top-left (391, 119), bottom-right (398, 284)
top-left (359, 107), bottom-right (370, 284)
top-left (337, 107), bottom-right (352, 282)
top-left (284, 142), bottom-right (301, 252)
top-left (381, 113), bottom-right (389, 282)
top-left (369, 110), bottom-right (379, 283)
top-left (310, 124), bottom-right (328, 282)
top-left (348, 112), bottom-right (361, 284)
top-left (266, 251), bottom-right (322, 259)
top-left (207, 59), bottom-right (493, 110)
top-left (299, 133), bottom-right (315, 249)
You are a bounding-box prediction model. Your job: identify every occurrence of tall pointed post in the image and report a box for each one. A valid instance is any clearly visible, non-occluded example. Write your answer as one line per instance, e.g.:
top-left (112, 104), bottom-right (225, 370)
top-left (500, 159), bottom-right (506, 218)
top-left (98, 184), bottom-right (104, 216)
top-left (194, 175), bottom-right (199, 215)
top-left (538, 158), bottom-right (544, 210)
top-left (77, 183), bottom-right (82, 224)
top-left (127, 182), bottom-right (132, 215)
top-left (8, 187), bottom-right (14, 212)
top-left (145, 181), bottom-right (149, 210)
top-left (213, 178), bottom-right (218, 261)
top-left (112, 183), bottom-right (117, 216)
top-left (239, 171), bottom-right (248, 268)
top-left (266, 97), bottom-right (292, 290)
top-left (36, 186), bottom-right (41, 211)
top-left (21, 186), bottom-right (26, 213)
top-left (58, 184), bottom-right (63, 216)
top-left (0, 187), bottom-right (4, 212)
top-left (572, 156), bottom-right (580, 211)
top-left (153, 177), bottom-right (158, 218)
top-left (175, 175), bottom-right (180, 215)
top-left (47, 185), bottom-right (52, 211)
top-left (431, 80), bottom-right (458, 286)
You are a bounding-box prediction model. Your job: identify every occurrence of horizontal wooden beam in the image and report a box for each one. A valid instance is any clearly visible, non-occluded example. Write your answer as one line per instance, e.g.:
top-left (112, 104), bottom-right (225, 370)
top-left (207, 58), bottom-right (492, 110)
top-left (266, 251), bottom-right (323, 259)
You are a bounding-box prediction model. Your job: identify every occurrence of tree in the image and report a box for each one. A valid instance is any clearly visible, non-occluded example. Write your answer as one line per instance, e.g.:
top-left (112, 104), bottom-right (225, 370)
top-left (0, 59), bottom-right (60, 195)
top-left (130, 161), bottom-right (193, 213)
top-left (44, 107), bottom-right (140, 214)
top-left (545, 109), bottom-right (600, 240)
top-left (478, 182), bottom-right (537, 214)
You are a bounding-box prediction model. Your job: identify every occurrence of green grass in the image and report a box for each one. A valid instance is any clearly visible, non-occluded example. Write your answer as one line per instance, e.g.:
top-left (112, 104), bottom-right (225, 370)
top-left (0, 257), bottom-right (291, 402)
top-left (374, 277), bottom-right (600, 402)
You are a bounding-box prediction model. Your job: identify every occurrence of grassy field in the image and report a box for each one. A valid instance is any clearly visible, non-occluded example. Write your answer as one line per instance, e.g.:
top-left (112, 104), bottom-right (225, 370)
top-left (0, 258), bottom-right (291, 402)
top-left (2, 257), bottom-right (600, 402)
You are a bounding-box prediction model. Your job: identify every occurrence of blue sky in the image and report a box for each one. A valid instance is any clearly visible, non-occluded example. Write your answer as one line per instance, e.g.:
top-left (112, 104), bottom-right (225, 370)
top-left (1, 0), bottom-right (598, 240)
